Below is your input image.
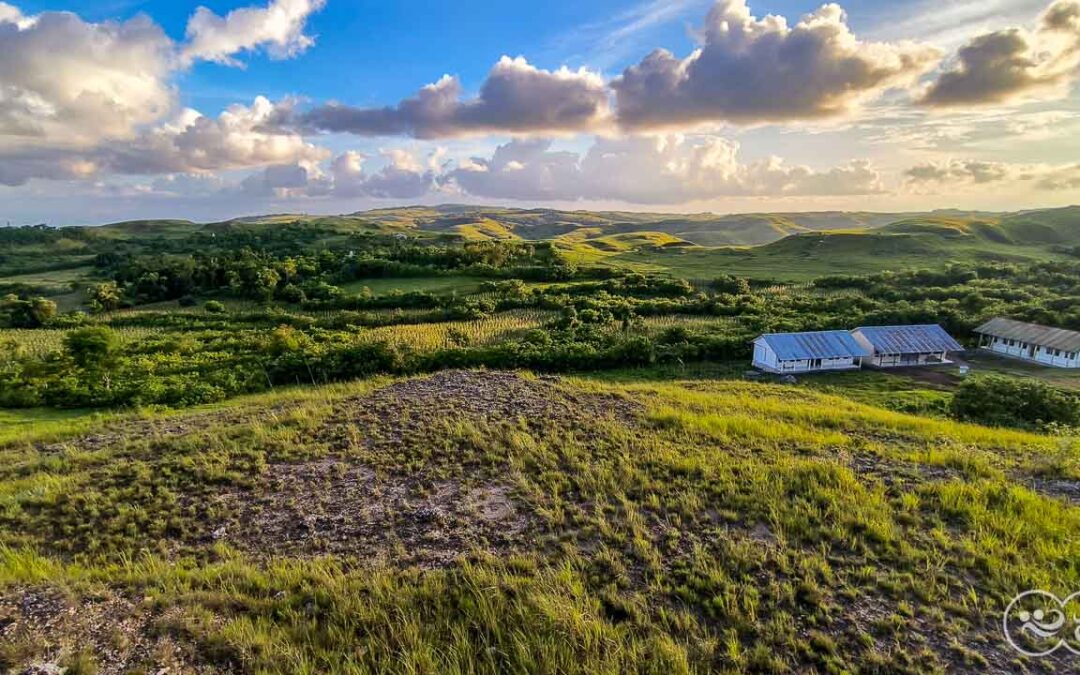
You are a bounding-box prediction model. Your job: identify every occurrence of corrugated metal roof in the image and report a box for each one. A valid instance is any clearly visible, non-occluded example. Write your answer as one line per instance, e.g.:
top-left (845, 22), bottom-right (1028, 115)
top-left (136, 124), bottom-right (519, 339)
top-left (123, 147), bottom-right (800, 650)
top-left (974, 317), bottom-right (1080, 352)
top-left (756, 330), bottom-right (871, 361)
top-left (852, 324), bottom-right (963, 355)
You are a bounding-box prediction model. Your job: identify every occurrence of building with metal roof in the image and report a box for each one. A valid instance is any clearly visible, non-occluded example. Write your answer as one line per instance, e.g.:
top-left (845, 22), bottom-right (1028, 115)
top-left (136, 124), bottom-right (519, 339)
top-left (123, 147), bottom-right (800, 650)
top-left (752, 330), bottom-right (871, 374)
top-left (974, 318), bottom-right (1080, 369)
top-left (850, 324), bottom-right (964, 368)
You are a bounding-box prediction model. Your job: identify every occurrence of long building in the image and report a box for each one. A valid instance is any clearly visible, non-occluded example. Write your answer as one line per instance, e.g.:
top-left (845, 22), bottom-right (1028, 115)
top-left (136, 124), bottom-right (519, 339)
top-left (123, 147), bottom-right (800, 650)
top-left (752, 330), bottom-right (871, 373)
top-left (850, 324), bottom-right (963, 368)
top-left (974, 317), bottom-right (1080, 369)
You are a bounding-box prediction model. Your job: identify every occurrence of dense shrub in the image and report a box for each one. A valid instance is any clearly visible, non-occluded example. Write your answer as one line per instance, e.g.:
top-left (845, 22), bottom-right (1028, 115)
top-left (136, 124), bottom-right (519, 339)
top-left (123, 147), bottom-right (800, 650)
top-left (950, 376), bottom-right (1079, 430)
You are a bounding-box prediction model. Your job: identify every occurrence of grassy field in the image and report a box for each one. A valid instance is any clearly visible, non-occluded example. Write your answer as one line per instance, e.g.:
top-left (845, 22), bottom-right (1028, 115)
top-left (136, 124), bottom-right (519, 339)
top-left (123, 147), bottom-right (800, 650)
top-left (0, 369), bottom-right (1076, 673)
top-left (340, 275), bottom-right (490, 296)
top-left (592, 233), bottom-right (1065, 282)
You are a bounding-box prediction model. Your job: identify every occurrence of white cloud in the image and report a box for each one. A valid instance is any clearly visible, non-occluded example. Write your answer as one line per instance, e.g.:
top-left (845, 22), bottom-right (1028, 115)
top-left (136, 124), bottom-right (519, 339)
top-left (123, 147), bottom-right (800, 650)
top-left (181, 0), bottom-right (325, 67)
top-left (105, 97), bottom-right (329, 175)
top-left (449, 135), bottom-right (884, 203)
top-left (0, 6), bottom-right (174, 145)
top-left (920, 0), bottom-right (1080, 107)
top-left (0, 0), bottom-right (331, 187)
top-left (301, 56), bottom-right (611, 138)
top-left (611, 0), bottom-right (940, 128)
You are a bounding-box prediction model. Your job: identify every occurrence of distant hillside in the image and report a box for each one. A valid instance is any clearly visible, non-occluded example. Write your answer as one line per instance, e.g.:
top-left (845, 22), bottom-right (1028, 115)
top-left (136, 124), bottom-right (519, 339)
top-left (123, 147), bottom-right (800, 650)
top-left (351, 205), bottom-right (919, 246)
top-left (2, 204), bottom-right (1076, 286)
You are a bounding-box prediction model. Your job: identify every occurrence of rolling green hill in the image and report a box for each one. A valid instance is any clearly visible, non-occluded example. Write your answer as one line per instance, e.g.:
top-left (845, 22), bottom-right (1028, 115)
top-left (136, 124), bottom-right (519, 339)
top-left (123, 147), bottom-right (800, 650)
top-left (2, 205), bottom-right (1077, 293)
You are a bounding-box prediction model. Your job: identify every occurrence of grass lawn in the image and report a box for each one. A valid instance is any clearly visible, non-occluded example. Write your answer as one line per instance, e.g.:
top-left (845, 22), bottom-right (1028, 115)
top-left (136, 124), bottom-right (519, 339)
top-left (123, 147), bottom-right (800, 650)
top-left (965, 351), bottom-right (1080, 391)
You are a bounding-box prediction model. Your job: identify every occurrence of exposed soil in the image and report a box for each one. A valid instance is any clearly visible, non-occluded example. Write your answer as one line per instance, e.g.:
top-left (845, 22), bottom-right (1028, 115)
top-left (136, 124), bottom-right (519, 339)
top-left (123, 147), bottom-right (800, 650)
top-left (202, 371), bottom-right (639, 566)
top-left (0, 586), bottom-right (218, 675)
top-left (318, 370), bottom-right (640, 449)
top-left (211, 459), bottom-right (532, 567)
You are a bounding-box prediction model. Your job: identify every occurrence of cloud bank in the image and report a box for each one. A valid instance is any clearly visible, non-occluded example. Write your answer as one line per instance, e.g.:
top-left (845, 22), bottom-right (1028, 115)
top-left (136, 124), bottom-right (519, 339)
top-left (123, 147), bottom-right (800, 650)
top-left (905, 158), bottom-right (1080, 190)
top-left (300, 56), bottom-right (611, 138)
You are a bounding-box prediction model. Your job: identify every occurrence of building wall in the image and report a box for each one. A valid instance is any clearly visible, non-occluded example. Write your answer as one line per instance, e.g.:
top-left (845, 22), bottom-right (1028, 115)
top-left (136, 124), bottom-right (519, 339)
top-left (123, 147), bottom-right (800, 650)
top-left (752, 342), bottom-right (860, 373)
top-left (869, 352), bottom-right (949, 368)
top-left (753, 341), bottom-right (778, 371)
top-left (982, 335), bottom-right (1080, 368)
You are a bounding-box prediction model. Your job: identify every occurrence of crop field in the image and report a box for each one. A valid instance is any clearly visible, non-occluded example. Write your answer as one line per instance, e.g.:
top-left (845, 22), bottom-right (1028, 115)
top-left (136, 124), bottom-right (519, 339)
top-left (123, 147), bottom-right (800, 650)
top-left (356, 310), bottom-right (556, 349)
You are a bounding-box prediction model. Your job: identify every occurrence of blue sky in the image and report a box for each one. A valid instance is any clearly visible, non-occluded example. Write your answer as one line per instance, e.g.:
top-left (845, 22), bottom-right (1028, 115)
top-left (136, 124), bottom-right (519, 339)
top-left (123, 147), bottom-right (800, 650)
top-left (1, 0), bottom-right (1079, 224)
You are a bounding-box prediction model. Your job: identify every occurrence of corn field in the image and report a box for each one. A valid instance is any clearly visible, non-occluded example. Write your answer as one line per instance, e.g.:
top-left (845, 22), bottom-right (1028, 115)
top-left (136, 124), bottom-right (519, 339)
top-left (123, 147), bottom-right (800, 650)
top-left (0, 327), bottom-right (164, 357)
top-left (355, 310), bottom-right (556, 350)
top-left (643, 315), bottom-right (741, 331)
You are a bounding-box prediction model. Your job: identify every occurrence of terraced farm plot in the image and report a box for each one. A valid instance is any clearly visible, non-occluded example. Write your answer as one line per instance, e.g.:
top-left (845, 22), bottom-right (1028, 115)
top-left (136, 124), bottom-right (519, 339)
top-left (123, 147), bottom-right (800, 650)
top-left (356, 310), bottom-right (555, 349)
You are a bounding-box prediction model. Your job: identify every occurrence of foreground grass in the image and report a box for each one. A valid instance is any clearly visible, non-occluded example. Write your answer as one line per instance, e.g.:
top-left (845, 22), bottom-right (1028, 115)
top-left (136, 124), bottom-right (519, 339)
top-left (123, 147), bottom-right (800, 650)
top-left (0, 372), bottom-right (1076, 672)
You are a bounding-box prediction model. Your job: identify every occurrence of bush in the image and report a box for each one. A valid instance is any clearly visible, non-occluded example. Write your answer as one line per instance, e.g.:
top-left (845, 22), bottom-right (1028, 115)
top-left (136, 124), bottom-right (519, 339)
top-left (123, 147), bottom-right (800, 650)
top-left (950, 376), bottom-right (1079, 430)
top-left (204, 300), bottom-right (226, 314)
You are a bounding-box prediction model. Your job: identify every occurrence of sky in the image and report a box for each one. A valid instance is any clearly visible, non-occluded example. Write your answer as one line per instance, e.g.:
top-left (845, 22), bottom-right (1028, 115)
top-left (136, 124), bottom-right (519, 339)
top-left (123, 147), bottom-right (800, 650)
top-left (1, 0), bottom-right (1080, 224)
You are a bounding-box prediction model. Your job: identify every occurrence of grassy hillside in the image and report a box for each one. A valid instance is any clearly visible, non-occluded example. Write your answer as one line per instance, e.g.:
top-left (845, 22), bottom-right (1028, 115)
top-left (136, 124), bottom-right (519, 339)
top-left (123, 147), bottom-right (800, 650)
top-left (597, 212), bottom-right (1075, 281)
top-left (0, 370), bottom-right (1076, 673)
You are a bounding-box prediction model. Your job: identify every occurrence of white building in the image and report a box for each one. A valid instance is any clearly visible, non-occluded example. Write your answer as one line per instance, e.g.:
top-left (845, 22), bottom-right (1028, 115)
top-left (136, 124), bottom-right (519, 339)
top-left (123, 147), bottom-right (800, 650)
top-left (974, 317), bottom-right (1080, 369)
top-left (850, 324), bottom-right (964, 368)
top-left (752, 330), bottom-right (871, 373)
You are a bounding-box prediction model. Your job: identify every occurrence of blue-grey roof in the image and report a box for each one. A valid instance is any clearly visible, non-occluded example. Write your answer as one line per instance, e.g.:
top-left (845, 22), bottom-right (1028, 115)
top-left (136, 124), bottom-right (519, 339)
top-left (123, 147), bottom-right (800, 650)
top-left (852, 325), bottom-right (963, 355)
top-left (756, 330), bottom-right (871, 361)
top-left (975, 317), bottom-right (1080, 352)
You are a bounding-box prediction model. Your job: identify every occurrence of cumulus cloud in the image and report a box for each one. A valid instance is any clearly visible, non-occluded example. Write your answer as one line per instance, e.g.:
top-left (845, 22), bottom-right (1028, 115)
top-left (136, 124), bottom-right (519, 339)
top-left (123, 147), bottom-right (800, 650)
top-left (611, 0), bottom-right (940, 128)
top-left (181, 0), bottom-right (325, 66)
top-left (104, 97), bottom-right (329, 175)
top-left (905, 158), bottom-right (1080, 190)
top-left (0, 0), bottom-right (332, 187)
top-left (920, 0), bottom-right (1080, 107)
top-left (301, 56), bottom-right (611, 138)
top-left (235, 148), bottom-right (440, 200)
top-left (449, 135), bottom-right (884, 203)
top-left (0, 96), bottom-right (328, 186)
top-left (0, 7), bottom-right (174, 145)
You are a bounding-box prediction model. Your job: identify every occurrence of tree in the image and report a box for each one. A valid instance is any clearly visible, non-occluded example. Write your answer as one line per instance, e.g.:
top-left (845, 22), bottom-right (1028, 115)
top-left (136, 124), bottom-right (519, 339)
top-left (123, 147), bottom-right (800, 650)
top-left (64, 327), bottom-right (120, 371)
top-left (1, 295), bottom-right (57, 328)
top-left (87, 281), bottom-right (123, 313)
top-left (254, 267), bottom-right (281, 301)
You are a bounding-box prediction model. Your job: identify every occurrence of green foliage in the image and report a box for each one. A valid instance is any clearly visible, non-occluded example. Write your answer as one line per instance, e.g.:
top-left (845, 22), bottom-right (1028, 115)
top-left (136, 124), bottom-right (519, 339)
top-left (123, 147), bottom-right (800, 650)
top-left (87, 281), bottom-right (123, 313)
top-left (64, 327), bottom-right (120, 370)
top-left (951, 375), bottom-right (1079, 430)
top-left (0, 295), bottom-right (56, 328)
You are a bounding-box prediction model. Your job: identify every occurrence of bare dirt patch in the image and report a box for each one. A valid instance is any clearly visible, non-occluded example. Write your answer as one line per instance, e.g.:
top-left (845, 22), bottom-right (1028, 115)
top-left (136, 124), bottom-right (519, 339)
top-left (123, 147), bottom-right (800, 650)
top-left (211, 459), bottom-right (531, 567)
top-left (322, 370), bottom-right (640, 445)
top-left (0, 586), bottom-right (217, 675)
top-left (202, 371), bottom-right (639, 566)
